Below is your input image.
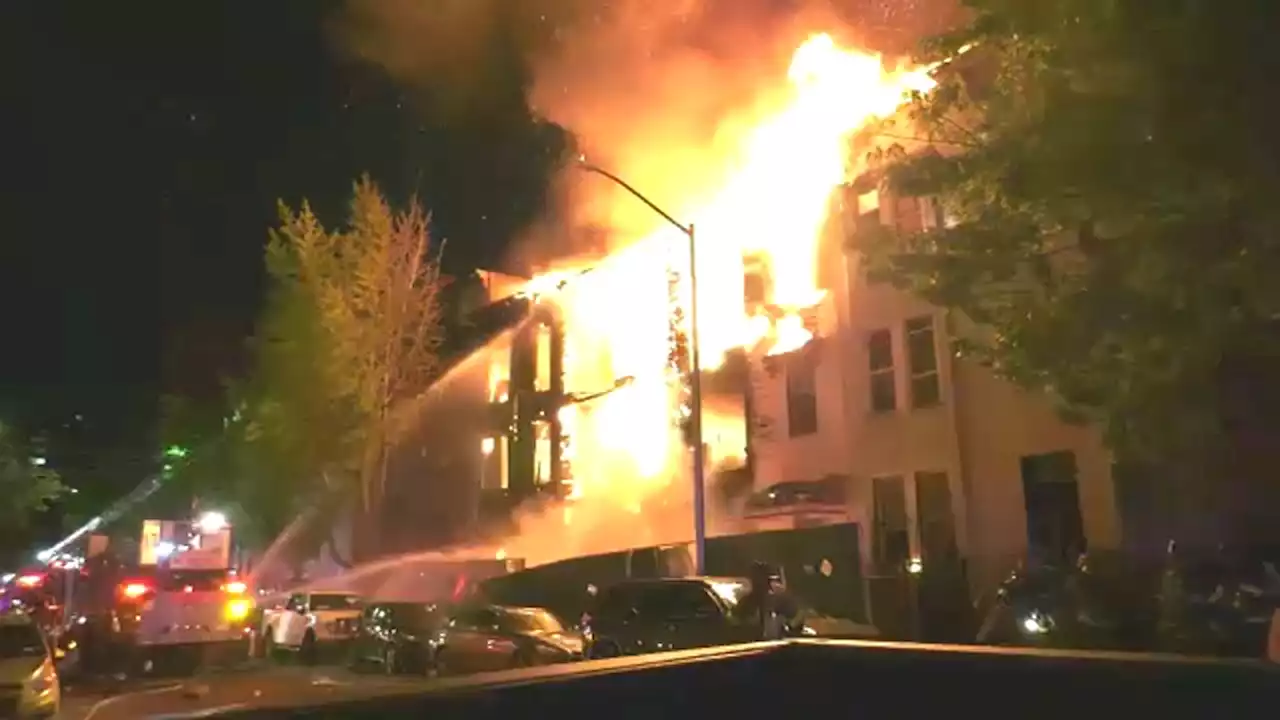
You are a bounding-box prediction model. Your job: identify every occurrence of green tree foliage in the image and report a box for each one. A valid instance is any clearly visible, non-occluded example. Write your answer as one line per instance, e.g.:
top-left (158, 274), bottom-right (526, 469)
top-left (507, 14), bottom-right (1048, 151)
top-left (854, 0), bottom-right (1280, 466)
top-left (0, 422), bottom-right (65, 529)
top-left (230, 176), bottom-right (446, 558)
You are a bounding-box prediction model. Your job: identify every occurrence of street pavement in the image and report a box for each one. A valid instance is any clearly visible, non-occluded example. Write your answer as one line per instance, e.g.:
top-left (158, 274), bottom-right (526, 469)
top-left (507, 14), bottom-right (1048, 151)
top-left (60, 663), bottom-right (431, 720)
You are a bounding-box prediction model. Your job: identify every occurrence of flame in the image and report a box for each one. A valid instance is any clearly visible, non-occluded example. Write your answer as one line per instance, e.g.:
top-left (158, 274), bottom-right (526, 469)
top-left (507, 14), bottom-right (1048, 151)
top-left (507, 33), bottom-right (933, 541)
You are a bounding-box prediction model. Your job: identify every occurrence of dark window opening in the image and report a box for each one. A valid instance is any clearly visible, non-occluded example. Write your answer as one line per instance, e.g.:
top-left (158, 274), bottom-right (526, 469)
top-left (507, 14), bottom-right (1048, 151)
top-left (868, 329), bottom-right (896, 413)
top-left (786, 350), bottom-right (818, 437)
top-left (1020, 451), bottom-right (1085, 566)
top-left (906, 316), bottom-right (940, 408)
top-left (872, 475), bottom-right (910, 573)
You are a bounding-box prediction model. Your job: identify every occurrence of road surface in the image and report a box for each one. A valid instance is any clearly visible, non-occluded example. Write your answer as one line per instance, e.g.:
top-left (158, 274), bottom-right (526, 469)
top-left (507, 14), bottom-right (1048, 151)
top-left (61, 664), bottom-right (429, 719)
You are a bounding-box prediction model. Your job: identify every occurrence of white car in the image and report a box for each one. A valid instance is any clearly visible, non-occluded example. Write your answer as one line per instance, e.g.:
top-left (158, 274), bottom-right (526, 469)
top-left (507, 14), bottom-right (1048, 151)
top-left (263, 591), bottom-right (362, 663)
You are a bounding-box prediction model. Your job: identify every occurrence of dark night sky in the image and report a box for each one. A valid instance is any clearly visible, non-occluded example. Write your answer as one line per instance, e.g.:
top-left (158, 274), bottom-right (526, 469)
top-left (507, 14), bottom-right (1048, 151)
top-left (1, 2), bottom-right (566, 465)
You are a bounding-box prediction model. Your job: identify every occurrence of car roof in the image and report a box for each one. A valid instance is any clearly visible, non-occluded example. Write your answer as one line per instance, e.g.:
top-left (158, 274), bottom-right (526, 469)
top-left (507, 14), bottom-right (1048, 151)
top-left (0, 612), bottom-right (37, 626)
top-left (613, 576), bottom-right (747, 587)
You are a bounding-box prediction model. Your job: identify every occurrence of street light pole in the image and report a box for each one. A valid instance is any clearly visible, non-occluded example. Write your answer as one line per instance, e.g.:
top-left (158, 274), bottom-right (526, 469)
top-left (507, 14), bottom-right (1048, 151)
top-left (577, 160), bottom-right (708, 576)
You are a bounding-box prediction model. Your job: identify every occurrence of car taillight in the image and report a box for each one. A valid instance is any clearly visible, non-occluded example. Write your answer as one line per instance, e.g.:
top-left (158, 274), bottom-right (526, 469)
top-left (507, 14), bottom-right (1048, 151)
top-left (223, 581), bottom-right (247, 595)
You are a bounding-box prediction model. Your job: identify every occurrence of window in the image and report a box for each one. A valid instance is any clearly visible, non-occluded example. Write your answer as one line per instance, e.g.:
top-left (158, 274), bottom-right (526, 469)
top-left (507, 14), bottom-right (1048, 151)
top-left (643, 583), bottom-right (720, 621)
top-left (451, 606), bottom-right (500, 631)
top-left (871, 475), bottom-right (910, 572)
top-left (856, 190), bottom-right (881, 231)
top-left (905, 316), bottom-right (940, 408)
top-left (867, 329), bottom-right (896, 413)
top-left (310, 593), bottom-right (362, 612)
top-left (785, 350), bottom-right (818, 437)
top-left (387, 603), bottom-right (436, 630)
top-left (914, 472), bottom-right (958, 564)
top-left (593, 586), bottom-right (637, 622)
top-left (0, 622), bottom-right (46, 660)
top-left (501, 608), bottom-right (565, 633)
top-left (918, 196), bottom-right (952, 231)
top-left (1020, 451), bottom-right (1085, 565)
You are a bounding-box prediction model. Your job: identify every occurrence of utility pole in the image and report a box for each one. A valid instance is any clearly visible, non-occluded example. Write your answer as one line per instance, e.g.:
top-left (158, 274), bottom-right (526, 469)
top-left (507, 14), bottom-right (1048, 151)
top-left (577, 160), bottom-right (708, 574)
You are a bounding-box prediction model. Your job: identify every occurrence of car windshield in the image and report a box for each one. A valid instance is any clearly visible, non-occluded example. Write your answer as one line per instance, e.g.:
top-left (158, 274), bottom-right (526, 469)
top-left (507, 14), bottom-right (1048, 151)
top-left (388, 604), bottom-right (437, 629)
top-left (707, 580), bottom-right (750, 608)
top-left (0, 623), bottom-right (45, 660)
top-left (502, 608), bottom-right (564, 633)
top-left (311, 594), bottom-right (361, 611)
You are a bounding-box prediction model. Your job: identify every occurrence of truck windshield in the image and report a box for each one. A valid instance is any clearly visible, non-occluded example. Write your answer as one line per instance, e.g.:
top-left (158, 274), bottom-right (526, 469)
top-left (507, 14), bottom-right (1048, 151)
top-left (0, 623), bottom-right (46, 659)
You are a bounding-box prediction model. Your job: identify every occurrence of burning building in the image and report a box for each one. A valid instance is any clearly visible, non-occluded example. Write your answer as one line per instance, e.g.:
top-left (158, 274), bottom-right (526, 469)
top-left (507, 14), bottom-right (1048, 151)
top-left (381, 33), bottom-right (943, 561)
top-left (380, 32), bottom-right (1120, 637)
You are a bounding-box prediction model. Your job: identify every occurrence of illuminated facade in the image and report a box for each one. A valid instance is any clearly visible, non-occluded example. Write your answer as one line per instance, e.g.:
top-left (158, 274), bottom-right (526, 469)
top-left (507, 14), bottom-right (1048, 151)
top-left (741, 184), bottom-right (1123, 597)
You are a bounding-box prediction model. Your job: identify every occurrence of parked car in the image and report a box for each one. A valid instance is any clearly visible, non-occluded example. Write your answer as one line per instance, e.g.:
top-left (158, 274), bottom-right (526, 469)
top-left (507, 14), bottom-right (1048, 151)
top-left (582, 577), bottom-right (763, 658)
top-left (434, 604), bottom-right (583, 675)
top-left (0, 612), bottom-right (60, 718)
top-left (262, 591), bottom-right (362, 664)
top-left (348, 602), bottom-right (447, 675)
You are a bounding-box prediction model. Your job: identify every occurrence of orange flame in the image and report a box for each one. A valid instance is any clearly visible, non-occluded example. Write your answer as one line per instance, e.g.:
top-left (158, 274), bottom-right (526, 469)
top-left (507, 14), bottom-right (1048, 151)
top-left (507, 33), bottom-right (933, 539)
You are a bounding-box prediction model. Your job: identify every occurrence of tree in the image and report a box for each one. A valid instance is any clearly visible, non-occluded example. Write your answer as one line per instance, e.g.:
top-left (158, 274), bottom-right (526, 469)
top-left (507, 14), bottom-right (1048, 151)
top-left (240, 176), bottom-right (447, 560)
top-left (311, 177), bottom-right (448, 516)
top-left (0, 422), bottom-right (66, 530)
top-left (854, 1), bottom-right (1280, 529)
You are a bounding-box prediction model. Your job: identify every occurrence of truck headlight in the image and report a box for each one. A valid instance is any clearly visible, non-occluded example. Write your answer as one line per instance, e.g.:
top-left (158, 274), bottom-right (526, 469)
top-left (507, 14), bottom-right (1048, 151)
top-left (225, 599), bottom-right (252, 622)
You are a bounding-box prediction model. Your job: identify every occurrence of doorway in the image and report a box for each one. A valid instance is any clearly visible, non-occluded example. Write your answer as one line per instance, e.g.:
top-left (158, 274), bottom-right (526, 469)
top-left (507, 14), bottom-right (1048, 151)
top-left (1020, 451), bottom-right (1086, 566)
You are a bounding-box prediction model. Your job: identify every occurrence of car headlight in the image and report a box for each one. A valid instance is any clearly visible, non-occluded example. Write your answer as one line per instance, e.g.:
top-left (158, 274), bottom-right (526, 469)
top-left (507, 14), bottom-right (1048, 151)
top-left (1020, 611), bottom-right (1051, 634)
top-left (28, 662), bottom-right (55, 695)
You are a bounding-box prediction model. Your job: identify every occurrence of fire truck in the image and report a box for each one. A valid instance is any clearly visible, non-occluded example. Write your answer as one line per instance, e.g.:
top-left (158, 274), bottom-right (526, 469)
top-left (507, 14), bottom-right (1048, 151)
top-left (65, 513), bottom-right (252, 674)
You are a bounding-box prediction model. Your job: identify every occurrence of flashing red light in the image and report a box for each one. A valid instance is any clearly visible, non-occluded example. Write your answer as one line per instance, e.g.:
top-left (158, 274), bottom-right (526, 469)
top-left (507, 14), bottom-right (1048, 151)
top-left (223, 581), bottom-right (247, 595)
top-left (16, 575), bottom-right (43, 589)
top-left (120, 582), bottom-right (152, 600)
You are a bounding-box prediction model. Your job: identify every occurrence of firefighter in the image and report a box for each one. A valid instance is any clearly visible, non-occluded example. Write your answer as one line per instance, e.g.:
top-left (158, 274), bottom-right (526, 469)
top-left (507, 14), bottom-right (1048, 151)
top-left (739, 562), bottom-right (801, 640)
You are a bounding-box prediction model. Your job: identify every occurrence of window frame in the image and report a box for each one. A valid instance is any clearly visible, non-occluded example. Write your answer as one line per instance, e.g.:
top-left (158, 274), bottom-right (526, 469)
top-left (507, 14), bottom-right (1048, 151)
top-left (905, 315), bottom-right (941, 408)
top-left (867, 328), bottom-right (897, 413)
top-left (785, 349), bottom-right (819, 437)
top-left (870, 474), bottom-right (911, 573)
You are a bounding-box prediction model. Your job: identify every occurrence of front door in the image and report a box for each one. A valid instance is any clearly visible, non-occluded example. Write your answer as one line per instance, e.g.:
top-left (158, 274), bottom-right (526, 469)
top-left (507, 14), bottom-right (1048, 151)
top-left (1021, 451), bottom-right (1086, 566)
top-left (275, 594), bottom-right (309, 647)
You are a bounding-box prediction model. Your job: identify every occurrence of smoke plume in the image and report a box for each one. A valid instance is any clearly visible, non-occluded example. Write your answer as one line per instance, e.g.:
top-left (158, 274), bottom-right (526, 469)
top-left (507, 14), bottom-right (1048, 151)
top-left (332, 0), bottom-right (961, 260)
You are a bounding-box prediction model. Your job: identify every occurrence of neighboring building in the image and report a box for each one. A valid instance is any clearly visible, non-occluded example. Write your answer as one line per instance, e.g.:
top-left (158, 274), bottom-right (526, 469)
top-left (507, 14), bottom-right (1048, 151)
top-left (743, 182), bottom-right (1121, 599)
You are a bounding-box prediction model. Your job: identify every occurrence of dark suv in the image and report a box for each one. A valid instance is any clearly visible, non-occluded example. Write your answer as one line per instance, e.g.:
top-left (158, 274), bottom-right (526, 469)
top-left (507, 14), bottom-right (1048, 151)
top-left (582, 578), bottom-right (761, 658)
top-left (348, 602), bottom-right (446, 674)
